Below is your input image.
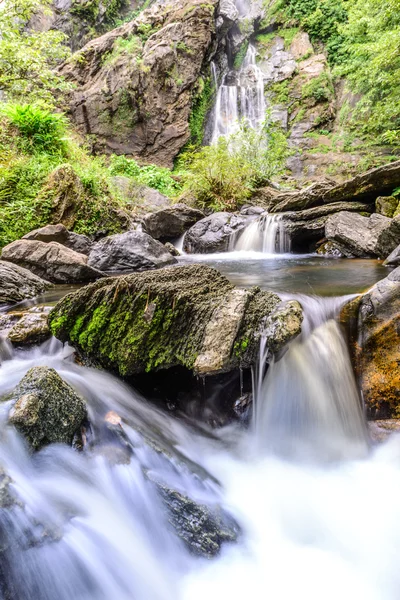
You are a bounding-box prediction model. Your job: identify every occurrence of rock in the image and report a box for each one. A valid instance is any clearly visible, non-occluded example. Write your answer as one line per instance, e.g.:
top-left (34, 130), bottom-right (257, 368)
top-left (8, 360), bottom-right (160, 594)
top-left (268, 179), bottom-right (337, 212)
top-left (7, 367), bottom-right (87, 450)
top-left (384, 244), bottom-right (400, 266)
top-left (355, 267), bottom-right (400, 419)
top-left (7, 307), bottom-right (51, 346)
top-left (376, 196), bottom-right (399, 218)
top-left (142, 204), bottom-right (204, 241)
top-left (1, 240), bottom-right (104, 284)
top-left (87, 231), bottom-right (177, 273)
top-left (23, 224), bottom-right (92, 255)
top-left (183, 212), bottom-right (251, 253)
top-left (316, 241), bottom-right (350, 258)
top-left (289, 32), bottom-right (314, 60)
top-left (154, 481), bottom-right (239, 558)
top-left (0, 260), bottom-right (51, 305)
top-left (258, 37), bottom-right (297, 85)
top-left (48, 265), bottom-right (303, 378)
top-left (368, 420), bottom-right (400, 443)
top-left (37, 164), bottom-right (85, 230)
top-left (61, 0), bottom-right (218, 167)
top-left (110, 177), bottom-right (172, 216)
top-left (164, 242), bottom-right (180, 257)
top-left (325, 212), bottom-right (400, 258)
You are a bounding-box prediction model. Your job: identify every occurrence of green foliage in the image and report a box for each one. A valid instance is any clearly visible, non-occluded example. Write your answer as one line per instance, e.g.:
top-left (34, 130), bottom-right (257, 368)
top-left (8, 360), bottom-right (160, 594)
top-left (233, 41), bottom-right (249, 69)
top-left (179, 120), bottom-right (290, 211)
top-left (302, 72), bottom-right (334, 103)
top-left (108, 155), bottom-right (181, 197)
top-left (188, 78), bottom-right (214, 147)
top-left (102, 35), bottom-right (142, 66)
top-left (0, 0), bottom-right (71, 106)
top-left (2, 105), bottom-right (68, 155)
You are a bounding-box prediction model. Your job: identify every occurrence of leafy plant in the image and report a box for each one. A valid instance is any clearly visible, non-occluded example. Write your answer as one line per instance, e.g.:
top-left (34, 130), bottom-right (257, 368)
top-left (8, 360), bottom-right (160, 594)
top-left (302, 72), bottom-right (334, 103)
top-left (108, 154), bottom-right (181, 197)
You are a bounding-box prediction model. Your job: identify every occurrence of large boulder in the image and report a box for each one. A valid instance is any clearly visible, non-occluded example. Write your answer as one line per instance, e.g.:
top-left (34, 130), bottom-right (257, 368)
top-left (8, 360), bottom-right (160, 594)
top-left (7, 367), bottom-right (87, 450)
top-left (87, 231), bottom-right (177, 273)
top-left (325, 212), bottom-right (400, 258)
top-left (1, 240), bottom-right (104, 283)
top-left (354, 268), bottom-right (400, 419)
top-left (48, 265), bottom-right (303, 377)
top-left (384, 244), bottom-right (400, 267)
top-left (142, 204), bottom-right (204, 242)
top-left (183, 212), bottom-right (251, 253)
top-left (23, 224), bottom-right (92, 255)
top-left (110, 177), bottom-right (171, 216)
top-left (0, 260), bottom-right (50, 305)
top-left (376, 196), bottom-right (399, 218)
top-left (61, 0), bottom-right (218, 167)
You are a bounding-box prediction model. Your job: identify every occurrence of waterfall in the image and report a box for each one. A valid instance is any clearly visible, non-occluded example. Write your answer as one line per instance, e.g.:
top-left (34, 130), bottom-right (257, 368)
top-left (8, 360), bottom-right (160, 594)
top-left (233, 214), bottom-right (291, 254)
top-left (253, 295), bottom-right (369, 460)
top-left (211, 44), bottom-right (266, 143)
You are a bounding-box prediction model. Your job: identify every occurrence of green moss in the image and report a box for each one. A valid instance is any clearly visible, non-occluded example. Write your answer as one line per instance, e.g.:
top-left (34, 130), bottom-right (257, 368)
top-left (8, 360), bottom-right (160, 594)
top-left (187, 77), bottom-right (213, 147)
top-left (233, 41), bottom-right (249, 70)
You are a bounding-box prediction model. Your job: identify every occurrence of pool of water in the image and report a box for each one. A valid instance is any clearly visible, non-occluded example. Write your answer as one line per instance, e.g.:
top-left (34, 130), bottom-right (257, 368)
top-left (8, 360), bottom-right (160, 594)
top-left (179, 253), bottom-right (390, 296)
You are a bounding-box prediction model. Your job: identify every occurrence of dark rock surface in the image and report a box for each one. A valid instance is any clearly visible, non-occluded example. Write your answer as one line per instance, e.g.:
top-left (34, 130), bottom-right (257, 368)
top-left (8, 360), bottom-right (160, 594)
top-left (7, 367), bottom-right (87, 450)
top-left (142, 204), bottom-right (204, 242)
top-left (23, 224), bottom-right (92, 255)
top-left (0, 260), bottom-right (51, 305)
top-left (183, 212), bottom-right (251, 254)
top-left (1, 240), bottom-right (104, 283)
top-left (87, 231), bottom-right (177, 272)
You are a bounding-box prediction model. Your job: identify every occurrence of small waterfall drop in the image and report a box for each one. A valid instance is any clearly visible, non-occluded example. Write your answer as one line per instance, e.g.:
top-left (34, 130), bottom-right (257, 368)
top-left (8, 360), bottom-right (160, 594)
top-left (212, 44), bottom-right (265, 143)
top-left (233, 213), bottom-right (291, 254)
top-left (253, 295), bottom-right (369, 460)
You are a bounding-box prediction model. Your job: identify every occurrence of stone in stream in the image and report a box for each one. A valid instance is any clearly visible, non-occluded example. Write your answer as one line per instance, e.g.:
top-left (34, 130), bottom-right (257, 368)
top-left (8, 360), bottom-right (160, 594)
top-left (1, 240), bottom-right (104, 284)
top-left (6, 307), bottom-right (51, 346)
top-left (183, 212), bottom-right (252, 253)
top-left (7, 367), bottom-right (87, 451)
top-left (0, 260), bottom-right (51, 306)
top-left (23, 224), bottom-right (92, 255)
top-left (384, 244), bottom-right (400, 267)
top-left (48, 265), bottom-right (303, 378)
top-left (142, 204), bottom-right (205, 242)
top-left (87, 231), bottom-right (177, 273)
top-left (325, 211), bottom-right (400, 258)
top-left (351, 267), bottom-right (400, 419)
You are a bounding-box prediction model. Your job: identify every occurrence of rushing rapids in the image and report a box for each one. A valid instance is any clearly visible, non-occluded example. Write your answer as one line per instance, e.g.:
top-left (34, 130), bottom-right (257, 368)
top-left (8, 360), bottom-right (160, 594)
top-left (1, 259), bottom-right (400, 600)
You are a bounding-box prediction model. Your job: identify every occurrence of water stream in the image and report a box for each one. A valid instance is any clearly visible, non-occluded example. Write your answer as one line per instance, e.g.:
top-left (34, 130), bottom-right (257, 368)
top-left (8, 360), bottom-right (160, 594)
top-left (1, 259), bottom-right (400, 599)
top-left (231, 214), bottom-right (291, 253)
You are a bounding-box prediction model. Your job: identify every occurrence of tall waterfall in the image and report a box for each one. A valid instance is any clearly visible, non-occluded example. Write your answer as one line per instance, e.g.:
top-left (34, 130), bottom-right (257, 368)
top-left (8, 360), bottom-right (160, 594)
top-left (253, 295), bottom-right (369, 460)
top-left (212, 44), bottom-right (265, 143)
top-left (232, 214), bottom-right (291, 253)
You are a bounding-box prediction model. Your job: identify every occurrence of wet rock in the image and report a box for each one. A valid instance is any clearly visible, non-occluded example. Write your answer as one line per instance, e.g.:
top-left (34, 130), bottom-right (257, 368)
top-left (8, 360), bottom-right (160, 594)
top-left (7, 366), bottom-right (87, 451)
top-left (183, 212), bottom-right (251, 253)
top-left (355, 267), bottom-right (400, 419)
top-left (164, 242), bottom-right (180, 257)
top-left (0, 469), bottom-right (15, 509)
top-left (61, 0), bottom-right (218, 167)
top-left (7, 307), bottom-right (51, 346)
top-left (142, 204), bottom-right (204, 242)
top-left (88, 231), bottom-right (177, 273)
top-left (368, 420), bottom-right (400, 443)
top-left (23, 224), bottom-right (92, 255)
top-left (384, 244), bottom-right (400, 267)
top-left (376, 196), bottom-right (399, 218)
top-left (316, 241), bottom-right (350, 258)
top-left (154, 481), bottom-right (239, 558)
top-left (48, 265), bottom-right (303, 378)
top-left (0, 260), bottom-right (51, 306)
top-left (1, 240), bottom-right (104, 283)
top-left (325, 212), bottom-right (400, 258)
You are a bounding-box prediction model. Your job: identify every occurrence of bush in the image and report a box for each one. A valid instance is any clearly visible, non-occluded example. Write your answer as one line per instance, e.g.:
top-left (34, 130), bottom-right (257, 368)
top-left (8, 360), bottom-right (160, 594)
top-left (302, 72), bottom-right (334, 103)
top-left (108, 154), bottom-right (181, 197)
top-left (2, 104), bottom-right (68, 155)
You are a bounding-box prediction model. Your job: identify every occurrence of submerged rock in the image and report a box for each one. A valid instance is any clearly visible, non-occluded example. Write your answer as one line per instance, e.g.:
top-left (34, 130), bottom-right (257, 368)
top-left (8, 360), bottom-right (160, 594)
top-left (142, 204), bottom-right (204, 242)
top-left (325, 212), bottom-right (400, 258)
top-left (0, 260), bottom-right (51, 305)
top-left (48, 265), bottom-right (303, 377)
top-left (7, 307), bottom-right (51, 346)
top-left (183, 212), bottom-right (251, 253)
top-left (7, 367), bottom-right (87, 451)
top-left (1, 240), bottom-right (104, 283)
top-left (23, 224), bottom-right (92, 255)
top-left (355, 267), bottom-right (400, 419)
top-left (87, 231), bottom-right (177, 273)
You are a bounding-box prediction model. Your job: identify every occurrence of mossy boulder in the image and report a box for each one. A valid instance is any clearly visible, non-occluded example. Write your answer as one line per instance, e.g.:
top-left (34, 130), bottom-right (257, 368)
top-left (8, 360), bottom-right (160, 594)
top-left (48, 265), bottom-right (303, 377)
top-left (7, 367), bottom-right (87, 450)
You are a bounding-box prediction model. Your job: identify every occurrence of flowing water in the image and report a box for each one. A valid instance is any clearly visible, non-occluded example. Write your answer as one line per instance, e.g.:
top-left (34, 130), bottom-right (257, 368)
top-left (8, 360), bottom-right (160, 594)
top-left (231, 213), bottom-right (291, 253)
top-left (1, 255), bottom-right (400, 600)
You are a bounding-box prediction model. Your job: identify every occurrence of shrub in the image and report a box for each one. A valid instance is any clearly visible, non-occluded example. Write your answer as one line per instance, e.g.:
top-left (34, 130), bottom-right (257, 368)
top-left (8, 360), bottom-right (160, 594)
top-left (108, 154), bottom-right (181, 197)
top-left (302, 72), bottom-right (334, 103)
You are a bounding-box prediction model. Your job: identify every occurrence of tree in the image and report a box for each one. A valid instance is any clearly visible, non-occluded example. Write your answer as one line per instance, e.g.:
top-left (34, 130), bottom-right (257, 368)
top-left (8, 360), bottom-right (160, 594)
top-left (0, 0), bottom-right (72, 106)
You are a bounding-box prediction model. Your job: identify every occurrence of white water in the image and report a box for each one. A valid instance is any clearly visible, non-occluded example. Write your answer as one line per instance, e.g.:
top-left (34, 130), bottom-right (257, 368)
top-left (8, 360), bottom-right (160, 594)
top-left (212, 44), bottom-right (265, 142)
top-left (1, 297), bottom-right (400, 599)
top-left (232, 213), bottom-right (291, 253)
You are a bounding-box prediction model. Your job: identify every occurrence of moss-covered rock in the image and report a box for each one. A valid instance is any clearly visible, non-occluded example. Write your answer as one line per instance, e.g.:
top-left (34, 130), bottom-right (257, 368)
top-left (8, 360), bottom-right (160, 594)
top-left (48, 265), bottom-right (303, 377)
top-left (7, 367), bottom-right (87, 450)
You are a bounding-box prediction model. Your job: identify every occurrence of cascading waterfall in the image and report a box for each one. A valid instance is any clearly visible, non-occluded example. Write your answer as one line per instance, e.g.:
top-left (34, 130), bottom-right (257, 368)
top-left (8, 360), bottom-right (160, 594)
top-left (232, 213), bottom-right (291, 254)
top-left (211, 44), bottom-right (265, 143)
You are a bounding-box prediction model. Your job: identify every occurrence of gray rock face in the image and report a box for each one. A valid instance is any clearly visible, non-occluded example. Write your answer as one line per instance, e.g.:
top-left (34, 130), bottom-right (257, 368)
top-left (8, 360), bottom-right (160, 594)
top-left (384, 244), bottom-right (400, 266)
top-left (1, 240), bottom-right (104, 283)
top-left (23, 224), bottom-right (92, 255)
top-left (183, 212), bottom-right (251, 253)
top-left (7, 367), bottom-right (87, 450)
top-left (0, 260), bottom-right (51, 305)
top-left (155, 482), bottom-right (239, 558)
top-left (88, 231), bottom-right (177, 273)
top-left (6, 307), bottom-right (51, 346)
top-left (110, 177), bottom-right (172, 216)
top-left (325, 212), bottom-right (400, 258)
top-left (143, 204), bottom-right (204, 241)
